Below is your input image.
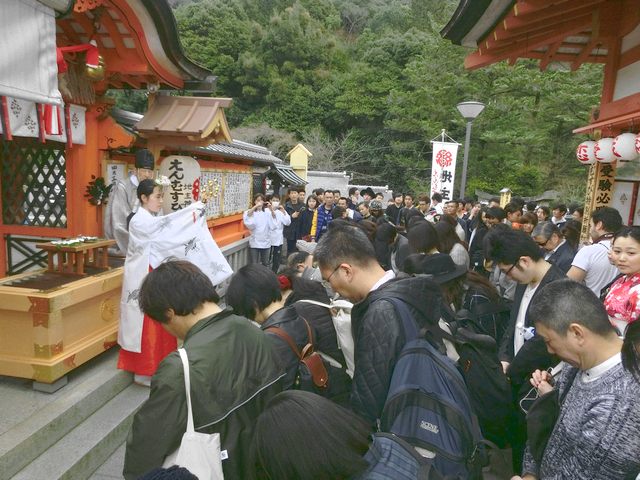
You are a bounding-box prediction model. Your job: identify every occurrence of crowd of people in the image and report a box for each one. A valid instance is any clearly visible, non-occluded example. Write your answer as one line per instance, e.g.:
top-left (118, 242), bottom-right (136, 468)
top-left (108, 165), bottom-right (640, 480)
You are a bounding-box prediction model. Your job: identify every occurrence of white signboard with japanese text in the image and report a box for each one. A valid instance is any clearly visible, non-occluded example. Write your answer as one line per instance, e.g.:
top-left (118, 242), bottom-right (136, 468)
top-left (430, 141), bottom-right (459, 201)
top-left (104, 161), bottom-right (127, 186)
top-left (159, 155), bottom-right (201, 214)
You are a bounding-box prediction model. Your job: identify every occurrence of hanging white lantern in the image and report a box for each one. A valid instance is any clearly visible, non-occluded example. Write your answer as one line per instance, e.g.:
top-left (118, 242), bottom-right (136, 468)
top-left (613, 133), bottom-right (638, 160)
top-left (594, 137), bottom-right (616, 163)
top-left (576, 141), bottom-right (597, 165)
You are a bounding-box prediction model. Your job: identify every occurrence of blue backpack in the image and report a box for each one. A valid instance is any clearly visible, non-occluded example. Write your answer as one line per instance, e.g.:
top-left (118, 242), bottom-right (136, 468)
top-left (378, 297), bottom-right (486, 479)
top-left (359, 432), bottom-right (442, 480)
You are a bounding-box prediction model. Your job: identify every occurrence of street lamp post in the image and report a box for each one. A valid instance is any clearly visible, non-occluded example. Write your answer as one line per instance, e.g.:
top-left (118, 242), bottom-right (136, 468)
top-left (456, 101), bottom-right (485, 198)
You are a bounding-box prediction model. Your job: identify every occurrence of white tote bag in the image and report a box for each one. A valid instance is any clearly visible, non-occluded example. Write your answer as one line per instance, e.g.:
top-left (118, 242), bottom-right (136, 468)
top-left (163, 348), bottom-right (225, 480)
top-left (296, 299), bottom-right (355, 377)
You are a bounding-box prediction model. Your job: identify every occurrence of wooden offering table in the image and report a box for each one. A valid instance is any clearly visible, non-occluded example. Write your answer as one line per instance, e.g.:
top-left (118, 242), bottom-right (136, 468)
top-left (36, 239), bottom-right (115, 276)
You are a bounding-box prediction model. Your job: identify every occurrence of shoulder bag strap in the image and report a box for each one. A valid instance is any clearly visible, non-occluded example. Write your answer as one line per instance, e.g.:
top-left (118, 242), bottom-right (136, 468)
top-left (177, 348), bottom-right (195, 434)
top-left (265, 326), bottom-right (303, 359)
top-left (295, 299), bottom-right (332, 309)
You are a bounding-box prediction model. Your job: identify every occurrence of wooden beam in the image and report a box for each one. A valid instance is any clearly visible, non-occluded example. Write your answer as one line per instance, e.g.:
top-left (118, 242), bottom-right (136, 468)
top-left (57, 21), bottom-right (83, 45)
top-left (484, 12), bottom-right (593, 51)
top-left (539, 40), bottom-right (563, 70)
top-left (505, 0), bottom-right (604, 31)
top-left (97, 12), bottom-right (130, 59)
top-left (572, 37), bottom-right (603, 71)
top-left (485, 18), bottom-right (594, 58)
top-left (467, 22), bottom-right (600, 70)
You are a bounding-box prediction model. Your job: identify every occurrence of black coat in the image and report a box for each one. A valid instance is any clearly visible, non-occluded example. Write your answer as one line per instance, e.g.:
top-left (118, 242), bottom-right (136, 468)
top-left (468, 225), bottom-right (488, 270)
top-left (262, 306), bottom-right (316, 390)
top-left (499, 264), bottom-right (566, 389)
top-left (286, 280), bottom-right (346, 367)
top-left (547, 241), bottom-right (576, 274)
top-left (350, 275), bottom-right (443, 424)
top-left (298, 207), bottom-right (315, 238)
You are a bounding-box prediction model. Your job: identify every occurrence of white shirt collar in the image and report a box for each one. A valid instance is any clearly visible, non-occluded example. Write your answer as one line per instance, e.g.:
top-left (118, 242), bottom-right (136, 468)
top-left (370, 270), bottom-right (396, 292)
top-left (581, 352), bottom-right (621, 383)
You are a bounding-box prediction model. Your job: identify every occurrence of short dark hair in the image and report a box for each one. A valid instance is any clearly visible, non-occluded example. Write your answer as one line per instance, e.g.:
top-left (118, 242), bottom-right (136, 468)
top-left (591, 206), bottom-right (623, 233)
top-left (446, 199), bottom-right (459, 207)
top-left (254, 193), bottom-right (265, 203)
top-left (489, 197), bottom-right (500, 204)
top-left (254, 391), bottom-right (370, 479)
top-left (314, 223), bottom-right (377, 269)
top-left (404, 192), bottom-right (414, 200)
top-left (408, 221), bottom-right (440, 254)
top-left (572, 206), bottom-right (584, 216)
top-left (525, 201), bottom-right (537, 212)
top-left (226, 264), bottom-right (281, 320)
top-left (393, 191), bottom-right (403, 199)
top-left (418, 194), bottom-right (429, 203)
top-left (306, 194), bottom-right (318, 208)
top-left (338, 196), bottom-right (349, 204)
top-left (485, 206), bottom-right (506, 221)
top-left (137, 179), bottom-right (156, 201)
top-left (332, 205), bottom-right (346, 219)
top-left (348, 186), bottom-right (358, 196)
top-left (504, 202), bottom-right (521, 215)
top-left (511, 196), bottom-right (525, 208)
top-left (138, 260), bottom-right (220, 323)
top-left (528, 279), bottom-right (615, 336)
top-left (552, 203), bottom-right (567, 214)
top-left (287, 250), bottom-right (310, 269)
top-left (313, 188), bottom-right (324, 196)
top-left (484, 226), bottom-right (543, 264)
top-left (432, 192), bottom-right (443, 202)
top-left (521, 212), bottom-right (538, 226)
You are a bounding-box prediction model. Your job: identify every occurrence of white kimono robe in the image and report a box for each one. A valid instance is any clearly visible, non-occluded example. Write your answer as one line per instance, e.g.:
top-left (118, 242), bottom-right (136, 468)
top-left (118, 202), bottom-right (233, 353)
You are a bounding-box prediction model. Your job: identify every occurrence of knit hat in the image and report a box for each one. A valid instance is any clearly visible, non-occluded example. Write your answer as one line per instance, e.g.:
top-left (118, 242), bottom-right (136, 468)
top-left (369, 199), bottom-right (383, 210)
top-left (361, 187), bottom-right (375, 198)
top-left (135, 149), bottom-right (155, 170)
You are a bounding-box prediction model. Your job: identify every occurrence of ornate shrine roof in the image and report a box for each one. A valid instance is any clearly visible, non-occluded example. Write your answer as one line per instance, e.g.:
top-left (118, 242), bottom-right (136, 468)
top-left (441, 0), bottom-right (625, 71)
top-left (56, 0), bottom-right (214, 91)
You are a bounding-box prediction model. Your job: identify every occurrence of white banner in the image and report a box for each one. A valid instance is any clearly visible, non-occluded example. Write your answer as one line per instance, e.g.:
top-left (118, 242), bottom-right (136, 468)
top-left (430, 141), bottom-right (459, 201)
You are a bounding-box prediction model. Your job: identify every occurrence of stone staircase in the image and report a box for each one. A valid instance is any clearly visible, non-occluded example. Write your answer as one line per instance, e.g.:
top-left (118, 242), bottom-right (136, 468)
top-left (0, 348), bottom-right (148, 480)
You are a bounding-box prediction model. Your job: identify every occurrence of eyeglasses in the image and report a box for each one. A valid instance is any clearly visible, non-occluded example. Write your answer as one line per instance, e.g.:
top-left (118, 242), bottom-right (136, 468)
top-left (536, 238), bottom-right (550, 248)
top-left (324, 264), bottom-right (342, 283)
top-left (502, 258), bottom-right (521, 276)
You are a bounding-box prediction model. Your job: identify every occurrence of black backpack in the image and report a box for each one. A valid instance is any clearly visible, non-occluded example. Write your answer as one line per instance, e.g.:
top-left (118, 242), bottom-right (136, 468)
top-left (440, 306), bottom-right (513, 447)
top-left (461, 290), bottom-right (511, 345)
top-left (266, 318), bottom-right (351, 405)
top-left (378, 297), bottom-right (487, 479)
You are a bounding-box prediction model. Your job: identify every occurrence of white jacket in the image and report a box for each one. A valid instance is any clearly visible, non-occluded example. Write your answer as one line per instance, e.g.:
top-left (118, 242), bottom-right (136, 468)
top-left (270, 209), bottom-right (291, 246)
top-left (243, 209), bottom-right (275, 249)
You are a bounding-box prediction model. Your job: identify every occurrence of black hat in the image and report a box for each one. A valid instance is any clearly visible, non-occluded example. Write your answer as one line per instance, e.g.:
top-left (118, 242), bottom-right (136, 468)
top-left (361, 187), bottom-right (375, 198)
top-left (420, 253), bottom-right (467, 284)
top-left (135, 149), bottom-right (155, 170)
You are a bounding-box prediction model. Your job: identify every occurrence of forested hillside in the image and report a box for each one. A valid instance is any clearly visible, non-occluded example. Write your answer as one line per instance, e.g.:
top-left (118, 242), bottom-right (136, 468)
top-left (162, 0), bottom-right (603, 200)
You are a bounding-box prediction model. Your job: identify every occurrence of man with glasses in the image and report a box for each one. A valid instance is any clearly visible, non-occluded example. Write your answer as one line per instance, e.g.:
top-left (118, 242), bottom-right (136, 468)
top-left (314, 223), bottom-right (442, 425)
top-left (531, 221), bottom-right (576, 273)
top-left (484, 227), bottom-right (565, 472)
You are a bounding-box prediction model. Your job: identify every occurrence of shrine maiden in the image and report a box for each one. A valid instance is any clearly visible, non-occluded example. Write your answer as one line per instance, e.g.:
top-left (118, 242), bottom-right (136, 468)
top-left (118, 178), bottom-right (233, 385)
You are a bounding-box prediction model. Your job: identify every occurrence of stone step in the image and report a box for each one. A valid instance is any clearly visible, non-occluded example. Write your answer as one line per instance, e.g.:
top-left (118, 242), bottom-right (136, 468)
top-left (0, 349), bottom-right (132, 480)
top-left (12, 383), bottom-right (149, 480)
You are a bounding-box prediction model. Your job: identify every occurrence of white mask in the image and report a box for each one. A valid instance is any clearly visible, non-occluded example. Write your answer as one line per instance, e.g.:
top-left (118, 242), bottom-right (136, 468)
top-left (271, 201), bottom-right (280, 208)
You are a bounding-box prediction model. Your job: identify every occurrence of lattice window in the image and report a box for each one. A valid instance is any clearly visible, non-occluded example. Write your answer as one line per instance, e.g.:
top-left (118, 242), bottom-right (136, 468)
top-left (252, 173), bottom-right (265, 196)
top-left (1, 139), bottom-right (67, 227)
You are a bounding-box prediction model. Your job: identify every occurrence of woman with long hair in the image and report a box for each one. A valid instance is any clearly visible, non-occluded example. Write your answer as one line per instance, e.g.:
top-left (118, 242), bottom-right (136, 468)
top-left (435, 220), bottom-right (469, 268)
